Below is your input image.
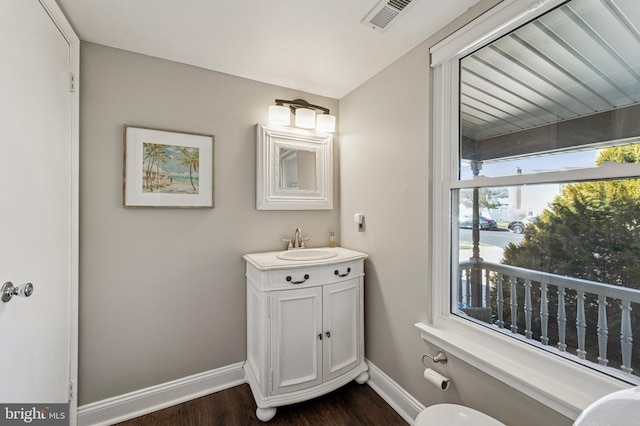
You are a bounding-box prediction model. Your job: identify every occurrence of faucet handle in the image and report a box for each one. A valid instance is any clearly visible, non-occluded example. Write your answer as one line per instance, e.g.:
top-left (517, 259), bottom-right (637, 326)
top-left (300, 237), bottom-right (310, 248)
top-left (282, 238), bottom-right (293, 250)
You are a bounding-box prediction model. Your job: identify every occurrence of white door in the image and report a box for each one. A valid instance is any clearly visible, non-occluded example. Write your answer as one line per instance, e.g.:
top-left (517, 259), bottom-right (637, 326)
top-left (0, 0), bottom-right (78, 414)
top-left (323, 279), bottom-right (361, 381)
top-left (271, 287), bottom-right (323, 395)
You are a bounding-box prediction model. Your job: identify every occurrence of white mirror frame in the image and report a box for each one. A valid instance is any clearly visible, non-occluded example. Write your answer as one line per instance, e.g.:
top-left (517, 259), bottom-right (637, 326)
top-left (256, 123), bottom-right (333, 210)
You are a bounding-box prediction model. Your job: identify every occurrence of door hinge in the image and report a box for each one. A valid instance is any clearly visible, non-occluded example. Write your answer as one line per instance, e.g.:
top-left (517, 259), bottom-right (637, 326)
top-left (68, 381), bottom-right (75, 401)
top-left (70, 73), bottom-right (77, 92)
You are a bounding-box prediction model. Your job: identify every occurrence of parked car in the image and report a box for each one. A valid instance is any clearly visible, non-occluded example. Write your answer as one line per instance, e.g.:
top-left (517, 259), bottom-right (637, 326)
top-left (508, 216), bottom-right (537, 234)
top-left (459, 215), bottom-right (498, 230)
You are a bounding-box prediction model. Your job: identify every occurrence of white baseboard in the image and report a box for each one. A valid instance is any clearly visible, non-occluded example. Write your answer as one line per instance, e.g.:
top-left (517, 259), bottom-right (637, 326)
top-left (77, 359), bottom-right (421, 426)
top-left (77, 362), bottom-right (245, 426)
top-left (366, 359), bottom-right (425, 425)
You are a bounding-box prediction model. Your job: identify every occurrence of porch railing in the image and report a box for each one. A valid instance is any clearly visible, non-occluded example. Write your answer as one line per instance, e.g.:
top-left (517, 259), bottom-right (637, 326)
top-left (458, 260), bottom-right (640, 377)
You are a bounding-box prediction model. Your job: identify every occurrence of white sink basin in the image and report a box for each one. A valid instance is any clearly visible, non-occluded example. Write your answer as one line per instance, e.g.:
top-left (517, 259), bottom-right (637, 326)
top-left (276, 249), bottom-right (338, 261)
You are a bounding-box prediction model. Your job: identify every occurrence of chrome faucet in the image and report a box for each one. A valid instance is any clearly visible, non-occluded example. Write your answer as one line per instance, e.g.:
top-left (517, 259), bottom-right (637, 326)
top-left (294, 227), bottom-right (311, 248)
top-left (294, 227), bottom-right (302, 248)
top-left (283, 227), bottom-right (309, 250)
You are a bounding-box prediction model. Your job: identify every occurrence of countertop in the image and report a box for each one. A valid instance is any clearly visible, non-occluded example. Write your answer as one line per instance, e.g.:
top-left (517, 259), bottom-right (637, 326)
top-left (243, 247), bottom-right (368, 271)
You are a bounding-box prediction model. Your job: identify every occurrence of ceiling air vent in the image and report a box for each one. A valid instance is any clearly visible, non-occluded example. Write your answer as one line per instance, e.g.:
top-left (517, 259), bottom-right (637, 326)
top-left (362, 0), bottom-right (416, 33)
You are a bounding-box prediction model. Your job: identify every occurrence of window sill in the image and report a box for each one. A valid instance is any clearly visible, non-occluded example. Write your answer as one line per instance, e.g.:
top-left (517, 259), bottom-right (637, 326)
top-left (415, 319), bottom-right (629, 420)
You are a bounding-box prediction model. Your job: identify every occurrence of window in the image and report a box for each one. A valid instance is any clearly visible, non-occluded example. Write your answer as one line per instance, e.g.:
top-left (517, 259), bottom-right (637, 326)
top-left (418, 0), bottom-right (640, 418)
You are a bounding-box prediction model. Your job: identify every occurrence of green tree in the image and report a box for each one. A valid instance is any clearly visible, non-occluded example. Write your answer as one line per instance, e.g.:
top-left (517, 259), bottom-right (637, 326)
top-left (500, 144), bottom-right (640, 371)
top-left (503, 146), bottom-right (640, 285)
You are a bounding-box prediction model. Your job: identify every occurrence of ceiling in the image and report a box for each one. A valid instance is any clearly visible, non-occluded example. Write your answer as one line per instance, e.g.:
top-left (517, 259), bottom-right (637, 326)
top-left (55, 0), bottom-right (482, 99)
top-left (461, 0), bottom-right (640, 143)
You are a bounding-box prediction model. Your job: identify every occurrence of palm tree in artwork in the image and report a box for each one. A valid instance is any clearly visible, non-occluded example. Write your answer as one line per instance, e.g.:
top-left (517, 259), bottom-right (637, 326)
top-left (153, 145), bottom-right (167, 190)
top-left (180, 148), bottom-right (199, 191)
top-left (143, 143), bottom-right (158, 190)
top-left (143, 143), bottom-right (168, 191)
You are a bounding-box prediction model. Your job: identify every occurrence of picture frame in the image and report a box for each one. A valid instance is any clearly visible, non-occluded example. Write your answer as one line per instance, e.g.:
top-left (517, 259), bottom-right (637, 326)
top-left (123, 125), bottom-right (214, 208)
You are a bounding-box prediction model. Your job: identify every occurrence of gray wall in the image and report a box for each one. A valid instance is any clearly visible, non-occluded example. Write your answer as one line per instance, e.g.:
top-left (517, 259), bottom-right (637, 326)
top-left (79, 42), bottom-right (339, 404)
top-left (80, 3), bottom-right (575, 423)
top-left (338, 1), bottom-right (573, 425)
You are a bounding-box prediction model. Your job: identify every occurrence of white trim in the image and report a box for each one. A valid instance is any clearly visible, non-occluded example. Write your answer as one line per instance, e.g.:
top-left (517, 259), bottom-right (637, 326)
top-left (78, 360), bottom-right (421, 426)
top-left (428, 0), bottom-right (635, 420)
top-left (415, 322), bottom-right (626, 419)
top-left (77, 362), bottom-right (245, 426)
top-left (38, 1), bottom-right (80, 424)
top-left (365, 359), bottom-right (424, 424)
top-left (430, 0), bottom-right (565, 66)
top-left (450, 162), bottom-right (640, 189)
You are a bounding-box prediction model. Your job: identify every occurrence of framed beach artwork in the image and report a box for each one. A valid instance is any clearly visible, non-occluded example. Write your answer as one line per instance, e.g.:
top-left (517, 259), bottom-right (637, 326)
top-left (123, 126), bottom-right (214, 208)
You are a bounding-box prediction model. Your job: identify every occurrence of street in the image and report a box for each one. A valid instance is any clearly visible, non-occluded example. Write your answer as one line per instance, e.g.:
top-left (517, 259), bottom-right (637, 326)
top-left (459, 228), bottom-right (524, 249)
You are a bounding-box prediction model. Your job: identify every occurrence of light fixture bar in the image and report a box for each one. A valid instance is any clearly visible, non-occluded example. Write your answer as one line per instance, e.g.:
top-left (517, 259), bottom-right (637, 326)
top-left (275, 99), bottom-right (330, 115)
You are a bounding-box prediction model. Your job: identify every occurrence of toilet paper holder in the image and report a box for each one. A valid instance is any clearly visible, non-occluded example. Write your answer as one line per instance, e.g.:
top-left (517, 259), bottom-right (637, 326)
top-left (422, 351), bottom-right (448, 366)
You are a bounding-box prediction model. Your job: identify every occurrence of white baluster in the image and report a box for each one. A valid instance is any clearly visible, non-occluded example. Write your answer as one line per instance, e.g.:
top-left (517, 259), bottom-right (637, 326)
top-left (465, 267), bottom-right (471, 306)
top-left (484, 269), bottom-right (491, 310)
top-left (524, 279), bottom-right (533, 339)
top-left (596, 294), bottom-right (608, 366)
top-left (497, 274), bottom-right (504, 329)
top-left (620, 299), bottom-right (633, 374)
top-left (576, 290), bottom-right (587, 360)
top-left (540, 282), bottom-right (549, 345)
top-left (510, 276), bottom-right (518, 334)
top-left (557, 286), bottom-right (567, 352)
top-left (458, 268), bottom-right (464, 308)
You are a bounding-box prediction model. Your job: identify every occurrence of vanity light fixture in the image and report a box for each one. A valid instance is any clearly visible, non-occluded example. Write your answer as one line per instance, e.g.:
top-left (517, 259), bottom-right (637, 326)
top-left (295, 107), bottom-right (316, 129)
top-left (268, 105), bottom-right (290, 126)
top-left (316, 114), bottom-right (336, 133)
top-left (268, 99), bottom-right (336, 133)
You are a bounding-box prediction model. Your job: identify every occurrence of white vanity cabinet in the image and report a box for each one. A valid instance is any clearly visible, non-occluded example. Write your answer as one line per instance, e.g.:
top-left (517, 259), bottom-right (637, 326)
top-left (243, 247), bottom-right (369, 422)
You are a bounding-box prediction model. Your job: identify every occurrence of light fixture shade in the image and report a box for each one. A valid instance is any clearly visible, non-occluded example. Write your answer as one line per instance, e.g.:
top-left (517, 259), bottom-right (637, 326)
top-left (269, 105), bottom-right (290, 126)
top-left (316, 114), bottom-right (336, 133)
top-left (295, 108), bottom-right (316, 129)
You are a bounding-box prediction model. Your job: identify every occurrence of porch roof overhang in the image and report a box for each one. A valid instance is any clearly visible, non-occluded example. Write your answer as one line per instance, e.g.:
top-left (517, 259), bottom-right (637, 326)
top-left (459, 0), bottom-right (640, 163)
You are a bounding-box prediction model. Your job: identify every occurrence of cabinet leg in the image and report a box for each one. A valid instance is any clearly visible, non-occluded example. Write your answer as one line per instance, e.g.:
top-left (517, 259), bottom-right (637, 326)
top-left (355, 371), bottom-right (370, 384)
top-left (256, 407), bottom-right (277, 422)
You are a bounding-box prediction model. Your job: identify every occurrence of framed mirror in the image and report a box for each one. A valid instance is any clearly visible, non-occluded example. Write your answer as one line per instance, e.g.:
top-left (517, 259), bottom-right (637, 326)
top-left (256, 124), bottom-right (333, 210)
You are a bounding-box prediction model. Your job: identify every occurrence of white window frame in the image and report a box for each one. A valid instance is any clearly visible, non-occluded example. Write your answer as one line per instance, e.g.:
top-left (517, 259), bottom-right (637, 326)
top-left (416, 0), bottom-right (639, 419)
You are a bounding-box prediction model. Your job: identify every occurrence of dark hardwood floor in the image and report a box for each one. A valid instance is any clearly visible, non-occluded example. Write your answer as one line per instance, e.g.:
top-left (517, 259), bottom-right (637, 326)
top-left (114, 381), bottom-right (408, 426)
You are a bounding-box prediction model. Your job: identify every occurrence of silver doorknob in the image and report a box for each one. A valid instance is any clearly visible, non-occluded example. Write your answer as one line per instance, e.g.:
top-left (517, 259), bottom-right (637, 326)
top-left (1, 282), bottom-right (34, 303)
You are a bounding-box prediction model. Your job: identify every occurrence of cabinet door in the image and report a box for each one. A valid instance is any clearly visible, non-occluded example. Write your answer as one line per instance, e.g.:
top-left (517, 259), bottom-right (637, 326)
top-left (271, 286), bottom-right (323, 395)
top-left (323, 279), bottom-right (361, 381)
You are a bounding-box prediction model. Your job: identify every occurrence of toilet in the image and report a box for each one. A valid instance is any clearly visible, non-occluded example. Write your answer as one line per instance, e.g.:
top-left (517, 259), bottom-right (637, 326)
top-left (414, 403), bottom-right (505, 426)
